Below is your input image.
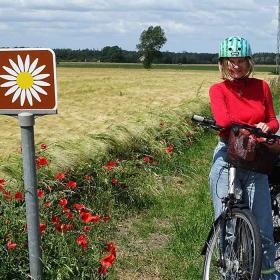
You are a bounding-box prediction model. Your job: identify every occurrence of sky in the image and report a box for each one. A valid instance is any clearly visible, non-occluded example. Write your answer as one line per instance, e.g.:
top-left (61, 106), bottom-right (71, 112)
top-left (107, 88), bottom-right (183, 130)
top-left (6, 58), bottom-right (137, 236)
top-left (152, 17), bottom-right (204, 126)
top-left (0, 0), bottom-right (278, 53)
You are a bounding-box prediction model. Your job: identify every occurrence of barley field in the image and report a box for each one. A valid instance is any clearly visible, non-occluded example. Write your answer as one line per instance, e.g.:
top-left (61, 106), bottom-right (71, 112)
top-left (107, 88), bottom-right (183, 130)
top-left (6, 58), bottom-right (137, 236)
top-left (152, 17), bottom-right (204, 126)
top-left (0, 67), bottom-right (273, 169)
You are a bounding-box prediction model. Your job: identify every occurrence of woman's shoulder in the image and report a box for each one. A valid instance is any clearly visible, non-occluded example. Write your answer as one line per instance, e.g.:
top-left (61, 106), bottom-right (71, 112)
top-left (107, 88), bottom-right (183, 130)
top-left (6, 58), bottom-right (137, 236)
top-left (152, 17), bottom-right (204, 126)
top-left (209, 81), bottom-right (225, 91)
top-left (248, 77), bottom-right (268, 86)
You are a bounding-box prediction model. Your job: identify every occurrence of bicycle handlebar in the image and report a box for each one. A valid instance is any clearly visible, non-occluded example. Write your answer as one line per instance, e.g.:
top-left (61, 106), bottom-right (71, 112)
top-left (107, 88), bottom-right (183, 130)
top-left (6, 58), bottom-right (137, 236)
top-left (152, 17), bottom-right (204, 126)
top-left (191, 114), bottom-right (280, 141)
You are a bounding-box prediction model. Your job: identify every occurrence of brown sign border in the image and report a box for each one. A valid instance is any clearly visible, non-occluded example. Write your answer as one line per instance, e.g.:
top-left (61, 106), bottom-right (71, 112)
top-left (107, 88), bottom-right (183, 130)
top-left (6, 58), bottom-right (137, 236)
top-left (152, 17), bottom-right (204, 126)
top-left (0, 48), bottom-right (57, 115)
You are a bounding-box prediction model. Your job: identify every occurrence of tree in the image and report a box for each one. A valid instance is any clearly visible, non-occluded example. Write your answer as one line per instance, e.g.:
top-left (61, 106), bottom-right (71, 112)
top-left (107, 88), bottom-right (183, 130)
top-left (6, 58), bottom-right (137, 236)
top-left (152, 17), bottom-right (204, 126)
top-left (136, 26), bottom-right (167, 68)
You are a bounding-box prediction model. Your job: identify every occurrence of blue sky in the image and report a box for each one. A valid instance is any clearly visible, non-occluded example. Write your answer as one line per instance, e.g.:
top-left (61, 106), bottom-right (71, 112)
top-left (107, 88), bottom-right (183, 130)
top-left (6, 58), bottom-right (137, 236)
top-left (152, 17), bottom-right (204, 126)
top-left (0, 0), bottom-right (278, 53)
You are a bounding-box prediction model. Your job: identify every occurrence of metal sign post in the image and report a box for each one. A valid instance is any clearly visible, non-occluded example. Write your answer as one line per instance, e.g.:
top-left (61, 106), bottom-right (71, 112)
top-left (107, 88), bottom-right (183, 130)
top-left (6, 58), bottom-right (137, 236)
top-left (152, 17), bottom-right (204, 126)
top-left (18, 112), bottom-right (42, 280)
top-left (0, 48), bottom-right (58, 280)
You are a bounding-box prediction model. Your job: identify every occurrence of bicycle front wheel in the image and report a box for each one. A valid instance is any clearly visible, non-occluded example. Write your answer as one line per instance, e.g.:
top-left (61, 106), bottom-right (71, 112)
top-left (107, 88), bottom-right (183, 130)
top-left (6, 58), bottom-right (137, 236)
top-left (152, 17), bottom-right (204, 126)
top-left (203, 208), bottom-right (262, 280)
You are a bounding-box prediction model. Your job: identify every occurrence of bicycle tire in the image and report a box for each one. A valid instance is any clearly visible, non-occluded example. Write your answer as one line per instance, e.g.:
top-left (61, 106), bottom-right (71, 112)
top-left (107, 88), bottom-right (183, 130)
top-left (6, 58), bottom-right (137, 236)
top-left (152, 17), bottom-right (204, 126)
top-left (203, 208), bottom-right (262, 280)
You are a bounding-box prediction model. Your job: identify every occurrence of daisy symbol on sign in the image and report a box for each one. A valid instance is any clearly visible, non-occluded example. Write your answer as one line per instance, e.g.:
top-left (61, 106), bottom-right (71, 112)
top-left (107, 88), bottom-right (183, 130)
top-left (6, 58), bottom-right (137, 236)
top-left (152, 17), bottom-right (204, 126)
top-left (0, 55), bottom-right (50, 106)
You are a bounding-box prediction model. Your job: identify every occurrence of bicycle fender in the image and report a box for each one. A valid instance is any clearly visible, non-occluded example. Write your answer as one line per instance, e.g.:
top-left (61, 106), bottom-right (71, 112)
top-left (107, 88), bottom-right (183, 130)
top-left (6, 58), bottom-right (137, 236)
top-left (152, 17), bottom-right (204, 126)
top-left (201, 204), bottom-right (249, 255)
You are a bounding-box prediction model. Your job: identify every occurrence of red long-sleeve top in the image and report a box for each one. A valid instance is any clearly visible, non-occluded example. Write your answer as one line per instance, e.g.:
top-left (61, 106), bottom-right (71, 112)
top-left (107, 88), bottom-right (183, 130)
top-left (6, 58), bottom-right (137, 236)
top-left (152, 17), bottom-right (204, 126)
top-left (209, 77), bottom-right (279, 138)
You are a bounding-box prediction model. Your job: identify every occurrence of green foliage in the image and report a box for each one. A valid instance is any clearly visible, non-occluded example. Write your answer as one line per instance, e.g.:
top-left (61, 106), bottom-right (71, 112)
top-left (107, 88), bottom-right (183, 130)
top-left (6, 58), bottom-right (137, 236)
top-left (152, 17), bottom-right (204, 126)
top-left (136, 25), bottom-right (167, 68)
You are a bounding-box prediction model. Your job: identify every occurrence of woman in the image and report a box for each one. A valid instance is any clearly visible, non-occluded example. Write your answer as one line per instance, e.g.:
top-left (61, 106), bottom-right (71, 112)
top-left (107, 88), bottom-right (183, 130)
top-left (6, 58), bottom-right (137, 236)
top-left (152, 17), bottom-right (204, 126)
top-left (209, 36), bottom-right (280, 280)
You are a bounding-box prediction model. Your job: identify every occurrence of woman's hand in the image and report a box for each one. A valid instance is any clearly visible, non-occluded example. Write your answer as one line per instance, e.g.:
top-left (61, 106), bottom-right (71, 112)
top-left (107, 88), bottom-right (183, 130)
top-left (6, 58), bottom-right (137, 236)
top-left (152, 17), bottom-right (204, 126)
top-left (255, 122), bottom-right (269, 133)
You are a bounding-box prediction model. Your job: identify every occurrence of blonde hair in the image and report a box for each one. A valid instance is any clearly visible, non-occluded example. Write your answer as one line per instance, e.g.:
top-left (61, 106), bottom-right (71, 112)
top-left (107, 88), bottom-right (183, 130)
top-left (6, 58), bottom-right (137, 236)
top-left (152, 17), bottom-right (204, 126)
top-left (218, 57), bottom-right (254, 80)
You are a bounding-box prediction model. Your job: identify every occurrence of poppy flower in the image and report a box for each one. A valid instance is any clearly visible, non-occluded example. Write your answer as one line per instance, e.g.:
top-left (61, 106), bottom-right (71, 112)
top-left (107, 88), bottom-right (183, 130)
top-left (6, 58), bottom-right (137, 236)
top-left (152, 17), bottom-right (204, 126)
top-left (76, 234), bottom-right (88, 249)
top-left (37, 189), bottom-right (44, 198)
top-left (55, 172), bottom-right (65, 180)
top-left (51, 216), bottom-right (60, 224)
top-left (0, 178), bottom-right (5, 185)
top-left (40, 223), bottom-right (46, 234)
top-left (55, 223), bottom-right (73, 232)
top-left (7, 240), bottom-right (17, 250)
top-left (82, 226), bottom-right (92, 232)
top-left (104, 161), bottom-right (117, 171)
top-left (111, 178), bottom-right (119, 185)
top-left (36, 156), bottom-right (48, 167)
top-left (80, 212), bottom-right (100, 223)
top-left (44, 201), bottom-right (52, 207)
top-left (98, 266), bottom-right (108, 275)
top-left (40, 143), bottom-right (47, 149)
top-left (66, 212), bottom-right (74, 219)
top-left (101, 253), bottom-right (116, 268)
top-left (73, 203), bottom-right (85, 211)
top-left (103, 215), bottom-right (110, 222)
top-left (143, 156), bottom-right (152, 162)
top-left (67, 181), bottom-right (77, 188)
top-left (85, 175), bottom-right (91, 182)
top-left (63, 207), bottom-right (71, 213)
top-left (165, 145), bottom-right (174, 153)
top-left (58, 199), bottom-right (68, 206)
top-left (14, 191), bottom-right (24, 201)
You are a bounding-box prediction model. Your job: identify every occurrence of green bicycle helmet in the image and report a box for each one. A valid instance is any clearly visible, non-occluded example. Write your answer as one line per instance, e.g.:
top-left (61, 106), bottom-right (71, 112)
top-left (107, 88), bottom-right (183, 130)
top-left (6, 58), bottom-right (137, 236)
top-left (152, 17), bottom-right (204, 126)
top-left (219, 36), bottom-right (252, 58)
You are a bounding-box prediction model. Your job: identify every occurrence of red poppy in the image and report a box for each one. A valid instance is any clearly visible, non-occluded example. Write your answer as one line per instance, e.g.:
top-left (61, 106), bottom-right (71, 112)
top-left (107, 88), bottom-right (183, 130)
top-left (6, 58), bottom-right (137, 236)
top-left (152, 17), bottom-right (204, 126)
top-left (58, 199), bottom-right (68, 206)
top-left (76, 234), bottom-right (88, 249)
top-left (101, 253), bottom-right (116, 268)
top-left (55, 223), bottom-right (73, 232)
top-left (66, 212), bottom-right (74, 219)
top-left (73, 203), bottom-right (85, 211)
top-left (4, 190), bottom-right (11, 201)
top-left (36, 156), bottom-right (48, 167)
top-left (104, 242), bottom-right (116, 254)
top-left (67, 181), bottom-right (77, 188)
top-left (40, 223), bottom-right (46, 234)
top-left (51, 216), bottom-right (60, 224)
top-left (44, 201), bottom-right (52, 207)
top-left (111, 178), bottom-right (119, 185)
top-left (80, 212), bottom-right (100, 223)
top-left (85, 175), bottom-right (91, 182)
top-left (0, 178), bottom-right (5, 185)
top-left (37, 189), bottom-right (44, 198)
top-left (40, 143), bottom-right (47, 149)
top-left (63, 207), bottom-right (71, 213)
top-left (82, 226), bottom-right (92, 232)
top-left (103, 215), bottom-right (110, 222)
top-left (7, 240), bottom-right (17, 250)
top-left (98, 266), bottom-right (108, 275)
top-left (104, 161), bottom-right (117, 171)
top-left (55, 172), bottom-right (65, 180)
top-left (14, 191), bottom-right (24, 201)
top-left (143, 156), bottom-right (152, 162)
top-left (165, 145), bottom-right (174, 153)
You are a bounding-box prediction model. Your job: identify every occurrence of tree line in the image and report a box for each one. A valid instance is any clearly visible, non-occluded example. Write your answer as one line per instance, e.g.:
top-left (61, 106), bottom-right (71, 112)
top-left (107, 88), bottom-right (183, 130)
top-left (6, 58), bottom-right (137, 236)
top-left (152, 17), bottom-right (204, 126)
top-left (54, 47), bottom-right (277, 65)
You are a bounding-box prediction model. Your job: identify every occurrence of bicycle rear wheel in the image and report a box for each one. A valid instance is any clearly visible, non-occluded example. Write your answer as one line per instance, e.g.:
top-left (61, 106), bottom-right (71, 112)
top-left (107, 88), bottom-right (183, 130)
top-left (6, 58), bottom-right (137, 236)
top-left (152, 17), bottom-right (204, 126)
top-left (203, 208), bottom-right (262, 280)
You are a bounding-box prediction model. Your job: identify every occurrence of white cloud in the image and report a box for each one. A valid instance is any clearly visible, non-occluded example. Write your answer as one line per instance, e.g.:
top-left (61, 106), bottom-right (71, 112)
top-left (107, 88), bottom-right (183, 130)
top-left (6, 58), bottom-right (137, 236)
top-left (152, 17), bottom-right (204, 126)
top-left (0, 0), bottom-right (277, 52)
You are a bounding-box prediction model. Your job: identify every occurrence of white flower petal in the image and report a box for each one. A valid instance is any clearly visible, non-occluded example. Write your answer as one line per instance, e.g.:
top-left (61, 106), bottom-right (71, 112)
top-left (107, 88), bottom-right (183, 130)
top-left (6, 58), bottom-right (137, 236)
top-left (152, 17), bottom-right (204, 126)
top-left (1, 81), bottom-right (17, 87)
top-left (31, 65), bottom-right (46, 76)
top-left (0, 75), bottom-right (16, 81)
top-left (20, 89), bottom-right (26, 106)
top-left (9, 59), bottom-right (21, 73)
top-left (29, 87), bottom-right (41, 102)
top-left (3, 66), bottom-right (18, 77)
top-left (4, 84), bottom-right (19, 96)
top-left (32, 85), bottom-right (47, 95)
top-left (28, 58), bottom-right (38, 74)
top-left (33, 80), bottom-right (50, 87)
top-left (12, 88), bottom-right (22, 103)
top-left (26, 89), bottom-right (33, 106)
top-left (24, 55), bottom-right (30, 72)
top-left (33, 74), bottom-right (50, 80)
top-left (17, 55), bottom-right (24, 72)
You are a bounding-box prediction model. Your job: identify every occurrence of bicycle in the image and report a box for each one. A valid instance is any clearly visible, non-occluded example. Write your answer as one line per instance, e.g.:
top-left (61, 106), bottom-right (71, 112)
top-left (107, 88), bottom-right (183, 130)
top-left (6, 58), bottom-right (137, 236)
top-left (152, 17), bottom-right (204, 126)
top-left (192, 114), bottom-right (280, 280)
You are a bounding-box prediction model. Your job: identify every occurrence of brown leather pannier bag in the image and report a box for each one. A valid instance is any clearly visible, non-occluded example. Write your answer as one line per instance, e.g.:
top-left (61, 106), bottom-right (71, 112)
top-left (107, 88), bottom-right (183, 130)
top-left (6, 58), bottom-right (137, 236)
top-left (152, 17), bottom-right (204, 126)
top-left (227, 127), bottom-right (280, 174)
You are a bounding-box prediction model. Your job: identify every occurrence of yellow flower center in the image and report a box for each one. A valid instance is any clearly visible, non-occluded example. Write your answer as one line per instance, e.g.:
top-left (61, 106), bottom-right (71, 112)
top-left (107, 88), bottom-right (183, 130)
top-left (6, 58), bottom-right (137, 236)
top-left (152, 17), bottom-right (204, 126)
top-left (16, 72), bottom-right (34, 89)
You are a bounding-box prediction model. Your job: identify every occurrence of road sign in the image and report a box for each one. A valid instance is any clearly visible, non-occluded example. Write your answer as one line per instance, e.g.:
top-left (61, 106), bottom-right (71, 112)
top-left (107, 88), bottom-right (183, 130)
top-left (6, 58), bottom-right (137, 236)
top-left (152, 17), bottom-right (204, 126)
top-left (0, 48), bottom-right (57, 115)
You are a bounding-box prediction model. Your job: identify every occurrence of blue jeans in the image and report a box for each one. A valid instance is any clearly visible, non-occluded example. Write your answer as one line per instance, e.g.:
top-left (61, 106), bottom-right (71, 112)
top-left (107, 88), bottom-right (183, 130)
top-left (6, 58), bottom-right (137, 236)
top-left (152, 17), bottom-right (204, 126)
top-left (209, 141), bottom-right (278, 278)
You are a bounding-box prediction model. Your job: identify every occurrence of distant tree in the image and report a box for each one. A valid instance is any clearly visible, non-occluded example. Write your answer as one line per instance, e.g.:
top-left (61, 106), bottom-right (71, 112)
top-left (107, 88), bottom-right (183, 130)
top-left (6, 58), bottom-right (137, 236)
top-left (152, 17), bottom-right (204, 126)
top-left (136, 26), bottom-right (167, 68)
top-left (101, 46), bottom-right (124, 62)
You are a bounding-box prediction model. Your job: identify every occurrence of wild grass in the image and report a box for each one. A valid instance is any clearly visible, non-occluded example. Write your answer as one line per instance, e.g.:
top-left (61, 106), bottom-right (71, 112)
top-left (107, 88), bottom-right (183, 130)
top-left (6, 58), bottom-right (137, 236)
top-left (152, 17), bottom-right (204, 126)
top-left (0, 68), bottom-right (272, 180)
